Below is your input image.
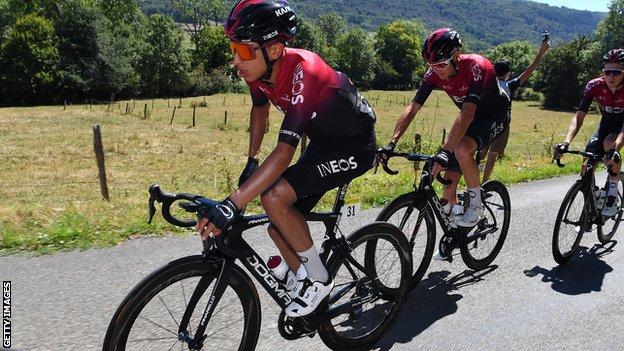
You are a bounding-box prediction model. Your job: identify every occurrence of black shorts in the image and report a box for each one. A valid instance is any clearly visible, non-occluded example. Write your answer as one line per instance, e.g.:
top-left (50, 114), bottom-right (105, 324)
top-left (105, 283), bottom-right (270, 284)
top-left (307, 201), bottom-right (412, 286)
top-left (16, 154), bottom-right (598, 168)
top-left (585, 118), bottom-right (624, 157)
top-left (447, 109), bottom-right (510, 172)
top-left (282, 129), bottom-right (376, 213)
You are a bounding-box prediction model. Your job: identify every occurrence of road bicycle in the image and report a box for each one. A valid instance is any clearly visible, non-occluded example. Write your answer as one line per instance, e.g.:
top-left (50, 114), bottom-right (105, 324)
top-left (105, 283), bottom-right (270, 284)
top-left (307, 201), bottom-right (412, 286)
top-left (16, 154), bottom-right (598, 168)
top-left (376, 151), bottom-right (511, 290)
top-left (552, 149), bottom-right (623, 264)
top-left (102, 182), bottom-right (412, 351)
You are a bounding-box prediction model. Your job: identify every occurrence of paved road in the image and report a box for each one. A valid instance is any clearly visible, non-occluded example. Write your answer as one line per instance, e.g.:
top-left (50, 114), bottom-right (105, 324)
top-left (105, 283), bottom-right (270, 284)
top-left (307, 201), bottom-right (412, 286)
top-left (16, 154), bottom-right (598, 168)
top-left (2, 173), bottom-right (624, 350)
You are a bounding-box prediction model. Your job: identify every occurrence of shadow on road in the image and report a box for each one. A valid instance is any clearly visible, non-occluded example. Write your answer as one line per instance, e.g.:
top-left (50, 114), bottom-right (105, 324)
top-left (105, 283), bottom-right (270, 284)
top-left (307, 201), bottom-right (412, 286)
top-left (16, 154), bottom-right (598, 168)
top-left (374, 265), bottom-right (498, 350)
top-left (523, 242), bottom-right (616, 295)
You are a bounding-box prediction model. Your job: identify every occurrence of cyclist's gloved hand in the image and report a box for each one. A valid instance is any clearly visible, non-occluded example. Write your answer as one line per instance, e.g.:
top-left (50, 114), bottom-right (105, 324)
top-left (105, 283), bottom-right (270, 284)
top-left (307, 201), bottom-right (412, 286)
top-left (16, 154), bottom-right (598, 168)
top-left (238, 157), bottom-right (259, 186)
top-left (434, 149), bottom-right (452, 168)
top-left (199, 198), bottom-right (242, 232)
top-left (553, 142), bottom-right (569, 158)
top-left (606, 148), bottom-right (621, 163)
top-left (377, 142), bottom-right (396, 162)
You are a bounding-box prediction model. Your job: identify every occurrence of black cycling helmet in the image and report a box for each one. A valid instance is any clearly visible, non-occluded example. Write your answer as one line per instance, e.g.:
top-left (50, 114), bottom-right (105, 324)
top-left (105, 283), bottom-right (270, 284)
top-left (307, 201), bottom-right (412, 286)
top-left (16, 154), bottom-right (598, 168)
top-left (603, 48), bottom-right (624, 65)
top-left (422, 28), bottom-right (462, 64)
top-left (225, 0), bottom-right (297, 45)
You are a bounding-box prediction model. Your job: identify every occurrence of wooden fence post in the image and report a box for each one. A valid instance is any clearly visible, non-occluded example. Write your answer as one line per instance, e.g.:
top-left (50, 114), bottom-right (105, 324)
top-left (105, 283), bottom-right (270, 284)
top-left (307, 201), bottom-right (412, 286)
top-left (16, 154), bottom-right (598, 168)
top-left (92, 125), bottom-right (110, 201)
top-left (170, 106), bottom-right (177, 125)
top-left (178, 97), bottom-right (182, 108)
top-left (63, 100), bottom-right (67, 111)
top-left (192, 106), bottom-right (196, 127)
top-left (224, 110), bottom-right (228, 124)
top-left (144, 104), bottom-right (148, 119)
top-left (125, 102), bottom-right (129, 115)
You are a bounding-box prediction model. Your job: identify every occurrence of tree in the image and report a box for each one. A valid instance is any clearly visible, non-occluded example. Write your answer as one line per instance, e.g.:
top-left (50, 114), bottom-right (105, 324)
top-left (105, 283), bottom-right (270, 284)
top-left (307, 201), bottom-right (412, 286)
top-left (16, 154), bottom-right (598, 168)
top-left (535, 36), bottom-right (593, 109)
top-left (483, 41), bottom-right (538, 85)
top-left (99, 0), bottom-right (141, 26)
top-left (291, 17), bottom-right (327, 57)
top-left (374, 20), bottom-right (427, 89)
top-left (193, 24), bottom-right (230, 71)
top-left (335, 28), bottom-right (375, 88)
top-left (316, 12), bottom-right (346, 47)
top-left (171, 0), bottom-right (226, 46)
top-left (137, 14), bottom-right (189, 97)
top-left (54, 0), bottom-right (104, 99)
top-left (0, 14), bottom-right (59, 104)
top-left (594, 0), bottom-right (624, 54)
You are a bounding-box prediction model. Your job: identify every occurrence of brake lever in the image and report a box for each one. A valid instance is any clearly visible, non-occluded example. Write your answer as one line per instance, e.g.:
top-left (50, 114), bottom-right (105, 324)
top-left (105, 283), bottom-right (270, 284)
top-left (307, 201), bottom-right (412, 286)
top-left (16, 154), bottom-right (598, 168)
top-left (148, 194), bottom-right (157, 224)
top-left (382, 162), bottom-right (399, 175)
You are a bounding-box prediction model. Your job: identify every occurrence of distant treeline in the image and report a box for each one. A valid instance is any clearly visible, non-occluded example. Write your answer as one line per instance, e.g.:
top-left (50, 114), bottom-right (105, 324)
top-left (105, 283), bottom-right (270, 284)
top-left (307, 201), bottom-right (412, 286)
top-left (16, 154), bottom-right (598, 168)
top-left (0, 0), bottom-right (623, 109)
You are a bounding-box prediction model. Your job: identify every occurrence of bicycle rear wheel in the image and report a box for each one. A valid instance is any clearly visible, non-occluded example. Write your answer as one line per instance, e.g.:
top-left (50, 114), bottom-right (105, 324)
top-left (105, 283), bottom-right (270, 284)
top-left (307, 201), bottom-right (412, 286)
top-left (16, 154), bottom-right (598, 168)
top-left (552, 182), bottom-right (586, 265)
top-left (375, 192), bottom-right (436, 291)
top-left (459, 180), bottom-right (511, 270)
top-left (102, 255), bottom-right (261, 351)
top-left (597, 174), bottom-right (624, 243)
top-left (318, 222), bottom-right (411, 350)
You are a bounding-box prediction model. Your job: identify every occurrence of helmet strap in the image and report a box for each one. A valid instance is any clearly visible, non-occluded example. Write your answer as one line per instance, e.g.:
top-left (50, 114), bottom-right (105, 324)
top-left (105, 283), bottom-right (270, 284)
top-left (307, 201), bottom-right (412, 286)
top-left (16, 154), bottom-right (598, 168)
top-left (260, 46), bottom-right (277, 81)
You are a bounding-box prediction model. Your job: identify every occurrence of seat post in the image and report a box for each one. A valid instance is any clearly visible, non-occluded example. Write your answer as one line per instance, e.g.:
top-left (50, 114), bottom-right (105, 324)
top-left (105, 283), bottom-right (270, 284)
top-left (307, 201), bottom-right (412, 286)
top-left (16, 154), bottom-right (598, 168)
top-left (331, 183), bottom-right (350, 214)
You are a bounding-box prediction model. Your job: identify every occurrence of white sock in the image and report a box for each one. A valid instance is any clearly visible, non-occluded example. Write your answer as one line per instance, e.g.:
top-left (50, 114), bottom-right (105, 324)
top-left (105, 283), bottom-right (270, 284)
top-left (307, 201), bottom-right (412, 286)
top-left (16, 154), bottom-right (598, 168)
top-left (297, 245), bottom-right (329, 283)
top-left (607, 180), bottom-right (618, 197)
top-left (442, 203), bottom-right (452, 215)
top-left (467, 187), bottom-right (482, 207)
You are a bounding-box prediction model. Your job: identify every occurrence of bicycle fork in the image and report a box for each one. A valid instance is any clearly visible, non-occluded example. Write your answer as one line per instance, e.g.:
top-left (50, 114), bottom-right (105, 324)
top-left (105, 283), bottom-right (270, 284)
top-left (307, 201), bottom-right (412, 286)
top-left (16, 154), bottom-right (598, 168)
top-left (178, 258), bottom-right (234, 350)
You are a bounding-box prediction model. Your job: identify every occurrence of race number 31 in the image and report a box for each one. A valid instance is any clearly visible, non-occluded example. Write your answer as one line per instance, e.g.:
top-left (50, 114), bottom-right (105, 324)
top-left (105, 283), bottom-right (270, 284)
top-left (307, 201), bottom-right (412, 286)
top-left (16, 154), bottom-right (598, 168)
top-left (342, 203), bottom-right (360, 218)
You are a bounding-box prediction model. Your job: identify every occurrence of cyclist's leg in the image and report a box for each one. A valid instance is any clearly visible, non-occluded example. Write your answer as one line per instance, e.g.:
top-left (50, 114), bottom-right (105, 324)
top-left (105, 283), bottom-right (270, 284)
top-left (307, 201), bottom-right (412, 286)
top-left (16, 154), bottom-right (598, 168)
top-left (603, 133), bottom-right (621, 174)
top-left (264, 193), bottom-right (323, 273)
top-left (483, 125), bottom-right (509, 182)
top-left (584, 131), bottom-right (604, 174)
top-left (454, 136), bottom-right (479, 188)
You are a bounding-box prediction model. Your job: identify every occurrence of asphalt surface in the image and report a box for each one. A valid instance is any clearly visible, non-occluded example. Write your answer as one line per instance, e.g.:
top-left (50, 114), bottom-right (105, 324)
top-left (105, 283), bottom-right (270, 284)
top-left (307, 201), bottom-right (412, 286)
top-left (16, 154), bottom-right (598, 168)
top-left (2, 173), bottom-right (624, 350)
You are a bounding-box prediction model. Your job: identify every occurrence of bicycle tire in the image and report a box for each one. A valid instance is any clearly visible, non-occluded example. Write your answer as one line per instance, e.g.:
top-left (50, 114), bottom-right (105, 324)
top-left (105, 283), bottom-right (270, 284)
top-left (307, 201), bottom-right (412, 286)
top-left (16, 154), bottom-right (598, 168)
top-left (375, 192), bottom-right (436, 291)
top-left (318, 222), bottom-right (411, 351)
top-left (102, 255), bottom-right (261, 351)
top-left (597, 174), bottom-right (624, 243)
top-left (552, 182), bottom-right (586, 265)
top-left (459, 180), bottom-right (510, 270)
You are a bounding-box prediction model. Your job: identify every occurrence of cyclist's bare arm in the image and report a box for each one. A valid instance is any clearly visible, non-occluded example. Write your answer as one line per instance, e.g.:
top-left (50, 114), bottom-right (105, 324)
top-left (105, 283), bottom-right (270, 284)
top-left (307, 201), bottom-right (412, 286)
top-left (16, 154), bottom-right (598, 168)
top-left (442, 102), bottom-right (477, 151)
top-left (230, 142), bottom-right (296, 207)
top-left (247, 103), bottom-right (271, 159)
top-left (563, 110), bottom-right (587, 143)
top-left (518, 41), bottom-right (550, 84)
top-left (390, 102), bottom-right (423, 143)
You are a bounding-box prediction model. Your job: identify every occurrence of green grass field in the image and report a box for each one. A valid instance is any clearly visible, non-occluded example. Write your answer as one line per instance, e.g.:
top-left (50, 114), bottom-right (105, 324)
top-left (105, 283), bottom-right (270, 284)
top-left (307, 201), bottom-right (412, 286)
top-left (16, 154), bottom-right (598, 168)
top-left (0, 90), bottom-right (599, 253)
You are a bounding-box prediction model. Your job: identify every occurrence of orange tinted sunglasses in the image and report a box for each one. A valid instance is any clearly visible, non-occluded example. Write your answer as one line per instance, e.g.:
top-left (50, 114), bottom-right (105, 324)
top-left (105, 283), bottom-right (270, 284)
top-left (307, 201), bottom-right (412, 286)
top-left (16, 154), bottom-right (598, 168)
top-left (229, 42), bottom-right (258, 61)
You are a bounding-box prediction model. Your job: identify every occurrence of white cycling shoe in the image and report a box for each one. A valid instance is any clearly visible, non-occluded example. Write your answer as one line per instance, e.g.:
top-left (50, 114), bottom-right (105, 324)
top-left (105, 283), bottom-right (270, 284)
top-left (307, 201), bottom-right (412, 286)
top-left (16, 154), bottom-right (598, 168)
top-left (455, 204), bottom-right (485, 228)
top-left (285, 275), bottom-right (334, 317)
top-left (602, 195), bottom-right (620, 217)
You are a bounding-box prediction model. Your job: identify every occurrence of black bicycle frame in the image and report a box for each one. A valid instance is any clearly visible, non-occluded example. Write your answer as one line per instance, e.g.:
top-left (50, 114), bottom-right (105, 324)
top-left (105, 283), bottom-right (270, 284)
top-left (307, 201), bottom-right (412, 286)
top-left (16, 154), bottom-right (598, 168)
top-left (173, 183), bottom-right (375, 347)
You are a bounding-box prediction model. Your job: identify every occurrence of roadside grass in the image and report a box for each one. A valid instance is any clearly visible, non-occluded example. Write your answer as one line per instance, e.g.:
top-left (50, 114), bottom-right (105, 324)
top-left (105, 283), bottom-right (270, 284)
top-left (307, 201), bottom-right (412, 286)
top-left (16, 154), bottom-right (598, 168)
top-left (0, 90), bottom-right (598, 254)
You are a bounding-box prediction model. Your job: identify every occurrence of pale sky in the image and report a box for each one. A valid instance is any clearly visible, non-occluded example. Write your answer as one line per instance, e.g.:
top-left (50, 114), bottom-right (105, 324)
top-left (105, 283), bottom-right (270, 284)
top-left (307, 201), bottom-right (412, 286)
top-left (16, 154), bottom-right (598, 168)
top-left (531, 0), bottom-right (611, 12)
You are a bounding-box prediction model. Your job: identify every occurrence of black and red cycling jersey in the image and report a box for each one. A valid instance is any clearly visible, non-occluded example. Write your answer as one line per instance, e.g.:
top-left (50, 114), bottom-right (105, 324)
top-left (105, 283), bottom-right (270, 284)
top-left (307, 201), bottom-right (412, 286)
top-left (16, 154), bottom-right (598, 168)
top-left (578, 77), bottom-right (624, 118)
top-left (413, 54), bottom-right (509, 116)
top-left (247, 47), bottom-right (375, 147)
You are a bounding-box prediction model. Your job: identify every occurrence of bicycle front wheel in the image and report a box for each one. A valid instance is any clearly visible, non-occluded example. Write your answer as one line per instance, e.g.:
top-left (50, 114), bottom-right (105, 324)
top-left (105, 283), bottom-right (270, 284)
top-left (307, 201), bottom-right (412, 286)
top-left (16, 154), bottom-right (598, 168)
top-left (102, 255), bottom-right (261, 351)
top-left (459, 180), bottom-right (511, 270)
top-left (375, 192), bottom-right (436, 291)
top-left (552, 182), bottom-right (586, 265)
top-left (318, 222), bottom-right (411, 351)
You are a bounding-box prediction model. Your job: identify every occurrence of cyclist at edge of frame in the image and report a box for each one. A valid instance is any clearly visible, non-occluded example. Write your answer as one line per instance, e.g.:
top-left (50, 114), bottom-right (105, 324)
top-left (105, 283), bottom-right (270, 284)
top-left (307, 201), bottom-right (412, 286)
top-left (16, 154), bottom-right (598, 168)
top-left (553, 48), bottom-right (624, 218)
top-left (378, 28), bottom-right (511, 232)
top-left (196, 0), bottom-right (377, 318)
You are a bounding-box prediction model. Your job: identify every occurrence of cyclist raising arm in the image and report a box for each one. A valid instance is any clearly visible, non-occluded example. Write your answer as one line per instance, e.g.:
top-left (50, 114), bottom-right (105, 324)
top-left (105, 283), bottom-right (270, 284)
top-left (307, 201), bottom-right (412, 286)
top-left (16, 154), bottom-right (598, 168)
top-left (197, 0), bottom-right (377, 317)
top-left (554, 48), bottom-right (624, 217)
top-left (379, 28), bottom-right (510, 232)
